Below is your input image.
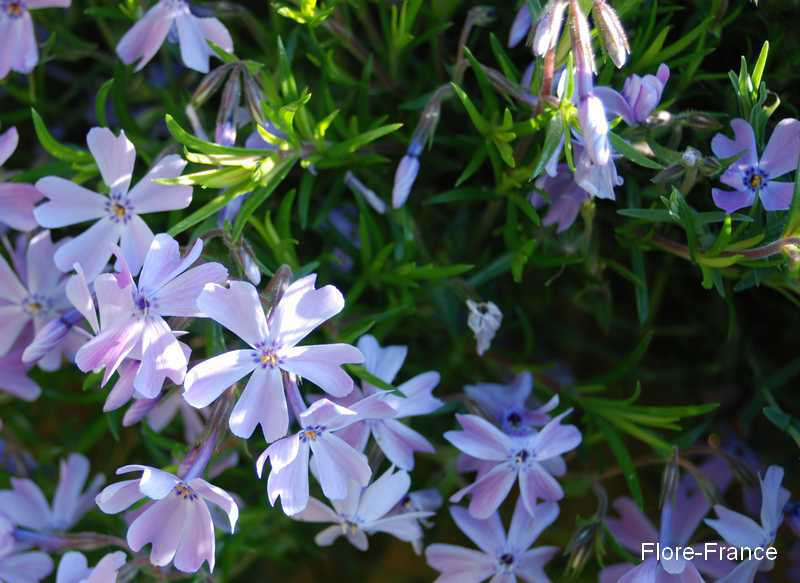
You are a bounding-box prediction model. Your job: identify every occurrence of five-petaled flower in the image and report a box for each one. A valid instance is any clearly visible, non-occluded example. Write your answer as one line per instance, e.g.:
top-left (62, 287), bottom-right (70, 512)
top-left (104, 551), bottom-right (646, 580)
top-left (293, 467), bottom-right (432, 551)
top-left (0, 231), bottom-right (83, 370)
top-left (256, 396), bottom-right (394, 516)
top-left (445, 410), bottom-right (581, 519)
top-left (183, 276), bottom-right (364, 442)
top-left (116, 0), bottom-right (233, 73)
top-left (73, 233), bottom-right (227, 400)
top-left (333, 334), bottom-right (442, 470)
top-left (710, 118), bottom-right (800, 214)
top-left (34, 128), bottom-right (193, 280)
top-left (95, 464), bottom-right (238, 573)
top-left (56, 551), bottom-right (126, 583)
top-left (426, 499), bottom-right (560, 583)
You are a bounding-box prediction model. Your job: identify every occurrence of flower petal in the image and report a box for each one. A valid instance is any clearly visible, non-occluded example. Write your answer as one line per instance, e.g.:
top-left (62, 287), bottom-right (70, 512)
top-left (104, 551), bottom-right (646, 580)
top-left (33, 177), bottom-right (107, 228)
top-left (357, 467), bottom-right (410, 524)
top-left (196, 281), bottom-right (269, 348)
top-left (712, 188), bottom-right (756, 215)
top-left (190, 478), bottom-right (238, 533)
top-left (711, 119), bottom-right (758, 166)
top-left (116, 2), bottom-right (173, 71)
top-left (444, 414), bottom-right (511, 461)
top-left (760, 181), bottom-right (793, 212)
top-left (229, 366), bottom-right (288, 441)
top-left (760, 118), bottom-right (800, 178)
top-left (127, 155), bottom-right (192, 213)
top-left (270, 274), bottom-right (345, 348)
top-left (95, 479), bottom-right (143, 514)
top-left (508, 498), bottom-right (559, 551)
top-left (172, 499), bottom-right (215, 573)
top-left (266, 443), bottom-right (309, 515)
top-left (0, 478), bottom-right (51, 530)
top-left (706, 505), bottom-right (765, 549)
top-left (51, 454), bottom-right (91, 530)
top-left (119, 215), bottom-right (154, 277)
top-left (356, 334), bottom-right (407, 385)
top-left (311, 434), bottom-right (371, 500)
top-left (0, 254), bottom-right (27, 303)
top-left (87, 128), bottom-right (136, 193)
top-left (606, 497), bottom-right (659, 553)
top-left (197, 17), bottom-right (233, 52)
top-left (134, 317), bottom-right (187, 398)
top-left (153, 262), bottom-right (228, 317)
top-left (127, 496), bottom-right (186, 566)
top-left (183, 350), bottom-right (256, 409)
top-left (175, 11), bottom-right (212, 73)
top-left (280, 343), bottom-right (362, 397)
top-left (0, 305), bottom-right (29, 356)
top-left (0, 183), bottom-right (42, 231)
top-left (0, 127), bottom-right (19, 166)
top-left (54, 218), bottom-right (121, 279)
top-left (450, 462), bottom-right (516, 519)
top-left (372, 418), bottom-right (433, 470)
top-left (449, 505), bottom-right (505, 555)
top-left (425, 544), bottom-right (496, 583)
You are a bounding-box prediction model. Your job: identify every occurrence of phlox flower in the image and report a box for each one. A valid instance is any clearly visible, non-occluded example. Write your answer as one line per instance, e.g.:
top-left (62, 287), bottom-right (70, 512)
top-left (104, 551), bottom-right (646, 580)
top-left (256, 396), bottom-right (395, 516)
top-left (0, 231), bottom-right (83, 370)
top-left (117, 0), bottom-right (233, 73)
top-left (183, 276), bottom-right (364, 441)
top-left (600, 458), bottom-right (735, 583)
top-left (596, 64), bottom-right (670, 126)
top-left (34, 128), bottom-right (193, 280)
top-left (390, 488), bottom-right (443, 555)
top-left (464, 372), bottom-right (558, 437)
top-left (56, 551), bottom-right (126, 583)
top-left (72, 234), bottom-right (227, 400)
top-left (466, 299), bottom-right (502, 356)
top-left (0, 453), bottom-right (104, 533)
top-left (0, 126), bottom-right (43, 231)
top-left (445, 411), bottom-right (581, 518)
top-left (334, 334), bottom-right (442, 470)
top-left (710, 118), bottom-right (800, 214)
top-left (293, 467), bottom-right (432, 551)
top-left (0, 0), bottom-right (70, 79)
top-left (530, 167), bottom-right (589, 234)
top-left (705, 465), bottom-right (790, 582)
top-left (426, 499), bottom-right (560, 583)
top-left (0, 332), bottom-right (41, 401)
top-left (95, 465), bottom-right (238, 573)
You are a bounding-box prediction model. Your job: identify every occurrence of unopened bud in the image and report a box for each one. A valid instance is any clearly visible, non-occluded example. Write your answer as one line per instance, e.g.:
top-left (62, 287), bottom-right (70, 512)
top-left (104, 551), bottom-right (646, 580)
top-left (345, 171), bottom-right (386, 214)
top-left (565, 520), bottom-right (599, 575)
top-left (191, 63), bottom-right (234, 107)
top-left (392, 154), bottom-right (421, 209)
top-left (215, 68), bottom-right (242, 146)
top-left (264, 264), bottom-right (293, 311)
top-left (568, 0), bottom-right (596, 96)
top-left (592, 0), bottom-right (630, 68)
top-left (651, 164), bottom-right (685, 184)
top-left (659, 449), bottom-right (680, 509)
top-left (242, 69), bottom-right (268, 128)
top-left (22, 309), bottom-right (83, 364)
top-left (532, 0), bottom-right (568, 56)
top-left (508, 4), bottom-right (532, 48)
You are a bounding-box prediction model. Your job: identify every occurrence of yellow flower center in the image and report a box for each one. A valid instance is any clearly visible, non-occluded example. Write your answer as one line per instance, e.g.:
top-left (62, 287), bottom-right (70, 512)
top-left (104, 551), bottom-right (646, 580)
top-left (749, 174), bottom-right (763, 189)
top-left (112, 203), bottom-right (127, 219)
top-left (260, 351), bottom-right (278, 367)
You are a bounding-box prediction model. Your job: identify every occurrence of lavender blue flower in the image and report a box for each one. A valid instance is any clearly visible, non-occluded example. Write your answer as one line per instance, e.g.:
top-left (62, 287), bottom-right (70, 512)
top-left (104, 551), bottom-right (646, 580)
top-left (596, 64), bottom-right (670, 126)
top-left (464, 372), bottom-right (558, 436)
top-left (256, 396), bottom-right (394, 516)
top-left (600, 458), bottom-right (735, 582)
top-left (293, 467), bottom-right (431, 551)
top-left (445, 410), bottom-right (581, 518)
top-left (0, 546), bottom-right (52, 582)
top-left (0, 454), bottom-right (104, 532)
top-left (0, 231), bottom-right (84, 370)
top-left (710, 118), bottom-right (800, 214)
top-left (508, 4), bottom-right (532, 49)
top-left (705, 465), bottom-right (790, 583)
top-left (466, 299), bottom-right (502, 356)
top-left (532, 165), bottom-right (591, 233)
top-left (0, 332), bottom-right (41, 401)
top-left (426, 499), bottom-right (559, 583)
top-left (56, 551), bottom-right (126, 583)
top-left (0, 0), bottom-right (71, 79)
top-left (116, 0), bottom-right (233, 73)
top-left (332, 334), bottom-right (442, 470)
top-left (95, 464), bottom-right (238, 573)
top-left (34, 128), bottom-right (194, 279)
top-left (532, 0), bottom-right (568, 56)
top-left (0, 126), bottom-right (43, 231)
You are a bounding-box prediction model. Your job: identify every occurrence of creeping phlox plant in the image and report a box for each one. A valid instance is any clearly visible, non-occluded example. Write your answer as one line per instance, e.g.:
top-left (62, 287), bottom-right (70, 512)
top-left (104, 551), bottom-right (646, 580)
top-left (0, 0), bottom-right (799, 581)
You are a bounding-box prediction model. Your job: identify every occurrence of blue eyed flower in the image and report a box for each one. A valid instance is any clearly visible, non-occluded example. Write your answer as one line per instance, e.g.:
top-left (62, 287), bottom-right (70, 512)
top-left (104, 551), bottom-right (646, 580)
top-left (710, 118), bottom-right (800, 214)
top-left (426, 499), bottom-right (560, 583)
top-left (705, 465), bottom-right (790, 583)
top-left (0, 0), bottom-right (71, 80)
top-left (445, 411), bottom-right (581, 519)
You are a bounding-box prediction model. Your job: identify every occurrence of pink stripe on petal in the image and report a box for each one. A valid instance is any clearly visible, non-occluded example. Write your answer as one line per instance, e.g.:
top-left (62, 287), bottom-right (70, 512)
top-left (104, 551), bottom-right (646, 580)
top-left (74, 316), bottom-right (142, 382)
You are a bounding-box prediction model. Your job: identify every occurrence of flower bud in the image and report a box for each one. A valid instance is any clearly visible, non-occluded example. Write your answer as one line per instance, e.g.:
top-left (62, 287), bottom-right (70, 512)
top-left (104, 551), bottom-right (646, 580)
top-left (532, 0), bottom-right (568, 56)
top-left (191, 63), bottom-right (234, 107)
top-left (659, 449), bottom-right (680, 509)
top-left (215, 69), bottom-right (242, 147)
top-left (508, 4), bottom-right (532, 48)
top-left (592, 0), bottom-right (630, 68)
top-left (568, 0), bottom-right (595, 96)
top-left (241, 246), bottom-right (261, 286)
top-left (345, 171), bottom-right (387, 214)
top-left (242, 69), bottom-right (268, 128)
top-left (22, 309), bottom-right (83, 364)
top-left (264, 264), bottom-right (293, 311)
top-left (392, 154), bottom-right (421, 209)
top-left (565, 520), bottom-right (600, 575)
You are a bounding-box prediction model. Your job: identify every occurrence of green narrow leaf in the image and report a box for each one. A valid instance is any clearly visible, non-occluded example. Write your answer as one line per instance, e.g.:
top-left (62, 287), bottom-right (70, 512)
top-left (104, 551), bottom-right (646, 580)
top-left (609, 132), bottom-right (664, 170)
top-left (31, 109), bottom-right (92, 164)
top-left (450, 83), bottom-right (488, 133)
top-left (596, 418), bottom-right (644, 509)
top-left (232, 156), bottom-right (298, 241)
top-left (94, 79), bottom-right (114, 129)
top-left (168, 181), bottom-right (255, 237)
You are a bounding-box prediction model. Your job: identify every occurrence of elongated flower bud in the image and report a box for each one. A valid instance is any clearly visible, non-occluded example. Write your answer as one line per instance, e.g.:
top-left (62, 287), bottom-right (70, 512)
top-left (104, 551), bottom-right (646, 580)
top-left (592, 0), bottom-right (630, 68)
top-left (22, 309), bottom-right (83, 364)
top-left (346, 171), bottom-right (386, 214)
top-left (392, 154), bottom-right (421, 209)
top-left (191, 63), bottom-right (234, 107)
top-left (508, 4), bottom-right (532, 48)
top-left (532, 0), bottom-right (568, 56)
top-left (242, 69), bottom-right (268, 128)
top-left (216, 68), bottom-right (242, 147)
top-left (569, 0), bottom-right (595, 97)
